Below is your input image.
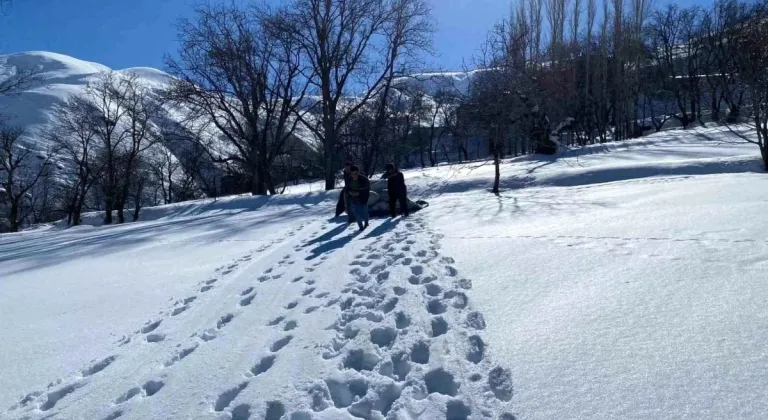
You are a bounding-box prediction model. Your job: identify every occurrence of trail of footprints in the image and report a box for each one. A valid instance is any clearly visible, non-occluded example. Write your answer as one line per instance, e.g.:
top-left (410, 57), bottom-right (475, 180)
top-left (307, 218), bottom-right (515, 420)
top-left (5, 224), bottom-right (313, 419)
top-left (8, 219), bottom-right (514, 419)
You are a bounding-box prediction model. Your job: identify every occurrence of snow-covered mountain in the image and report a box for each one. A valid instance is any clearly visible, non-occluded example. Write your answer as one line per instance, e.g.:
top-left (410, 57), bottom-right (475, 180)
top-left (392, 70), bottom-right (482, 98)
top-left (1, 125), bottom-right (766, 419)
top-left (0, 52), bottom-right (175, 150)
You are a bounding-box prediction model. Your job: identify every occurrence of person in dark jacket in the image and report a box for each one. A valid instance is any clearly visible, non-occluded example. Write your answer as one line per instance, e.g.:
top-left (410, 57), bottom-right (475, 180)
top-left (384, 163), bottom-right (409, 218)
top-left (348, 165), bottom-right (370, 230)
top-left (335, 161), bottom-right (355, 222)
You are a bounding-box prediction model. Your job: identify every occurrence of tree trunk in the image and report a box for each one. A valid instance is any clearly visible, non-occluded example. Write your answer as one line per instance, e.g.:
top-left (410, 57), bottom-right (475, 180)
top-left (104, 199), bottom-right (113, 224)
top-left (117, 206), bottom-right (125, 224)
top-left (711, 90), bottom-right (720, 122)
top-left (133, 201), bottom-right (141, 222)
top-left (251, 163), bottom-right (267, 196)
top-left (761, 144), bottom-right (768, 172)
top-left (72, 207), bottom-right (82, 227)
top-left (323, 120), bottom-right (337, 191)
top-left (492, 148), bottom-right (501, 195)
top-left (492, 125), bottom-right (501, 195)
top-left (9, 201), bottom-right (19, 232)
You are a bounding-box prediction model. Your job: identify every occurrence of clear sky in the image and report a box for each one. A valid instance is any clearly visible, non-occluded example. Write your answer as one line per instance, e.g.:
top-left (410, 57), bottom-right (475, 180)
top-left (0, 0), bottom-right (511, 72)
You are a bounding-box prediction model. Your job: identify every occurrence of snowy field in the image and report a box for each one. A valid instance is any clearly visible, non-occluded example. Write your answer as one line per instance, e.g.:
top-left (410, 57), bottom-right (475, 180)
top-left (2, 127), bottom-right (767, 419)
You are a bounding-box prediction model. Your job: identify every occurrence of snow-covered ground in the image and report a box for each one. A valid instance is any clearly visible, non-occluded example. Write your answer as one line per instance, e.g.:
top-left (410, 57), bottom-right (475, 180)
top-left (2, 127), bottom-right (767, 419)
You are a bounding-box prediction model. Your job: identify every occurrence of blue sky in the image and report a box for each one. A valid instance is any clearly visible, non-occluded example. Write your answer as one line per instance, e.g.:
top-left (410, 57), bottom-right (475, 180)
top-left (0, 0), bottom-right (509, 72)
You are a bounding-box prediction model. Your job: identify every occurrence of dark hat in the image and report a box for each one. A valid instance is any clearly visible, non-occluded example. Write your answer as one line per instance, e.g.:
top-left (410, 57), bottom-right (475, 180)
top-left (385, 163), bottom-right (395, 171)
top-left (350, 165), bottom-right (360, 172)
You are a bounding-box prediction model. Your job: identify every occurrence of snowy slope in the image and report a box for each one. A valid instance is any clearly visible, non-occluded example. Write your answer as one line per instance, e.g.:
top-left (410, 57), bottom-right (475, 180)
top-left (0, 52), bottom-right (173, 150)
top-left (1, 126), bottom-right (767, 420)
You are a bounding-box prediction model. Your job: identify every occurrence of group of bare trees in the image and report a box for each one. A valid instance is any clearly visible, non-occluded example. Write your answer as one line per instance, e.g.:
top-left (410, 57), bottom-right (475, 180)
top-left (0, 69), bottom-right (203, 232)
top-left (165, 0), bottom-right (434, 193)
top-left (8, 0), bottom-right (768, 232)
top-left (45, 72), bottom-right (182, 226)
top-left (448, 0), bottom-right (768, 176)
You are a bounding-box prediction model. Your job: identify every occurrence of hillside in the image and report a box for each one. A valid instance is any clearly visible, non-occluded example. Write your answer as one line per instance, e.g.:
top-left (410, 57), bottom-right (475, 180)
top-left (1, 126), bottom-right (766, 419)
top-left (0, 52), bottom-right (174, 150)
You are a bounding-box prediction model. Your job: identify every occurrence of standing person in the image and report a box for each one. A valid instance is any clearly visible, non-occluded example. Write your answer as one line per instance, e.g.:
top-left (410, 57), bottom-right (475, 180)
top-left (348, 165), bottom-right (370, 231)
top-left (335, 161), bottom-right (355, 222)
top-left (384, 163), bottom-right (409, 218)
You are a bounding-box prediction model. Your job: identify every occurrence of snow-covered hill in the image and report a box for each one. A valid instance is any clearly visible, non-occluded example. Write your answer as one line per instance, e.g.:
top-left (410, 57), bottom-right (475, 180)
top-left (1, 114), bottom-right (767, 418)
top-left (0, 52), bottom-right (175, 150)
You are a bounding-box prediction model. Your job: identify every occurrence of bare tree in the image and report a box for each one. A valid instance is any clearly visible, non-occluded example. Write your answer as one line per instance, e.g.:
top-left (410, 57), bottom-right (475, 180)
top-left (528, 0), bottom-right (544, 64)
top-left (0, 68), bottom-right (38, 97)
top-left (648, 5), bottom-right (703, 129)
top-left (114, 74), bottom-right (163, 223)
top-left (46, 95), bottom-right (103, 226)
top-left (166, 3), bottom-right (310, 196)
top-left (149, 146), bottom-right (181, 205)
top-left (0, 126), bottom-right (53, 232)
top-left (546, 0), bottom-right (569, 66)
top-left (82, 71), bottom-right (131, 224)
top-left (727, 0), bottom-right (768, 169)
top-left (471, 19), bottom-right (541, 194)
top-left (288, 0), bottom-right (433, 190)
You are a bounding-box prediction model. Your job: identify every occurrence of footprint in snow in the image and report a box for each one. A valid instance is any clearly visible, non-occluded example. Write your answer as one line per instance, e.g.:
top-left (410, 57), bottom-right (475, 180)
top-left (250, 355), bottom-right (276, 377)
top-left (172, 305), bottom-right (189, 316)
top-left (265, 401), bottom-right (286, 420)
top-left (201, 285), bottom-right (214, 292)
top-left (164, 344), bottom-right (198, 367)
top-left (270, 335), bottom-right (293, 352)
top-left (214, 382), bottom-right (248, 412)
top-left (231, 404), bottom-right (251, 420)
top-left (81, 355), bottom-right (117, 377)
top-left (141, 320), bottom-right (162, 334)
top-left (240, 294), bottom-right (256, 307)
top-left (217, 313), bottom-right (234, 329)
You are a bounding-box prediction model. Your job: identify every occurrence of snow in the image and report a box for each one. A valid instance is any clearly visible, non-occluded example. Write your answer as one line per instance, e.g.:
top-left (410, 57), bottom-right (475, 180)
top-left (2, 126), bottom-right (768, 419)
top-left (392, 70), bottom-right (484, 97)
top-left (0, 52), bottom-right (175, 155)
